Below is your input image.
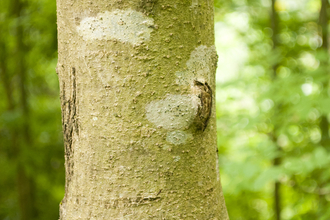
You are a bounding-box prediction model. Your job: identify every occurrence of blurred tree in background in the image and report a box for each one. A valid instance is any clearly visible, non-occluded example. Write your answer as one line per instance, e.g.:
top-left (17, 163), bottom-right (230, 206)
top-left (0, 0), bottom-right (330, 219)
top-left (0, 0), bottom-right (64, 219)
top-left (215, 0), bottom-right (330, 219)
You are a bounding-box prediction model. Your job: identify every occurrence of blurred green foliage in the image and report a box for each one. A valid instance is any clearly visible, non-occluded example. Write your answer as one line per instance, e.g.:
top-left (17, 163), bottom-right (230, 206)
top-left (0, 0), bottom-right (64, 219)
top-left (1, 0), bottom-right (330, 220)
top-left (215, 0), bottom-right (330, 219)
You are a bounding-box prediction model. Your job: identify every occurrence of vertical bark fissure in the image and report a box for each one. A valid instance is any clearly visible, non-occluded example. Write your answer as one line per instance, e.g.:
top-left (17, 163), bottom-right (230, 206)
top-left (61, 66), bottom-right (79, 196)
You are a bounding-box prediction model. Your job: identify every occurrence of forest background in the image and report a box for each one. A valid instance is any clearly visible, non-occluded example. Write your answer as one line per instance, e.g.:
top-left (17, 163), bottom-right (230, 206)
top-left (1, 0), bottom-right (330, 219)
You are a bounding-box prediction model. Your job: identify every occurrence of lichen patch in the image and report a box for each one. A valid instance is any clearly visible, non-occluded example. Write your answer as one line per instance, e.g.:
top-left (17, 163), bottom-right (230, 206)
top-left (191, 0), bottom-right (198, 7)
top-left (145, 95), bottom-right (197, 130)
top-left (166, 130), bottom-right (192, 145)
top-left (77, 9), bottom-right (154, 44)
top-left (175, 45), bottom-right (217, 86)
top-left (173, 156), bottom-right (181, 162)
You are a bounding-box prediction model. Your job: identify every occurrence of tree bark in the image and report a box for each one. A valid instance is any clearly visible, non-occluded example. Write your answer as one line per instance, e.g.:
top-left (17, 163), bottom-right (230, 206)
top-left (57, 0), bottom-right (228, 219)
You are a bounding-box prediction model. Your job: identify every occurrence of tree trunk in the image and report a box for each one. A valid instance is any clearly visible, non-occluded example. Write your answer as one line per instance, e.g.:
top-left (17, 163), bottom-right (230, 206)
top-left (57, 0), bottom-right (228, 219)
top-left (318, 0), bottom-right (329, 215)
top-left (319, 0), bottom-right (329, 150)
top-left (270, 1), bottom-right (282, 219)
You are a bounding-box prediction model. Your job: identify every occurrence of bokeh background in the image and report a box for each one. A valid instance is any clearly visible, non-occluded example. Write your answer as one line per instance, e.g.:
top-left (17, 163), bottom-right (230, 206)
top-left (1, 0), bottom-right (330, 219)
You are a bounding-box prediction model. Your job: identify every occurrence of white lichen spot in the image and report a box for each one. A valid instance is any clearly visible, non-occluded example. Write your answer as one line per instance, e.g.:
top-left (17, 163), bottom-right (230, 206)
top-left (162, 145), bottom-right (170, 150)
top-left (173, 156), bottom-right (181, 162)
top-left (145, 95), bottom-right (198, 130)
top-left (187, 45), bottom-right (216, 77)
top-left (166, 130), bottom-right (192, 145)
top-left (191, 0), bottom-right (198, 7)
top-left (175, 71), bottom-right (187, 85)
top-left (77, 9), bottom-right (154, 44)
top-left (175, 45), bottom-right (217, 86)
top-left (93, 117), bottom-right (98, 121)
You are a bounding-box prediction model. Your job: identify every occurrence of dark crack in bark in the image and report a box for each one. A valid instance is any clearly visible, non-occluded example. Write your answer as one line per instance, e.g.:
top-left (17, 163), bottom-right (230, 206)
top-left (61, 66), bottom-right (79, 191)
top-left (194, 80), bottom-right (212, 131)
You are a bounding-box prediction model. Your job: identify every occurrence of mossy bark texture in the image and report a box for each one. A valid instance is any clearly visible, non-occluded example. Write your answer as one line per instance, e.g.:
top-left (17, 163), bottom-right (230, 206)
top-left (57, 0), bottom-right (228, 219)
